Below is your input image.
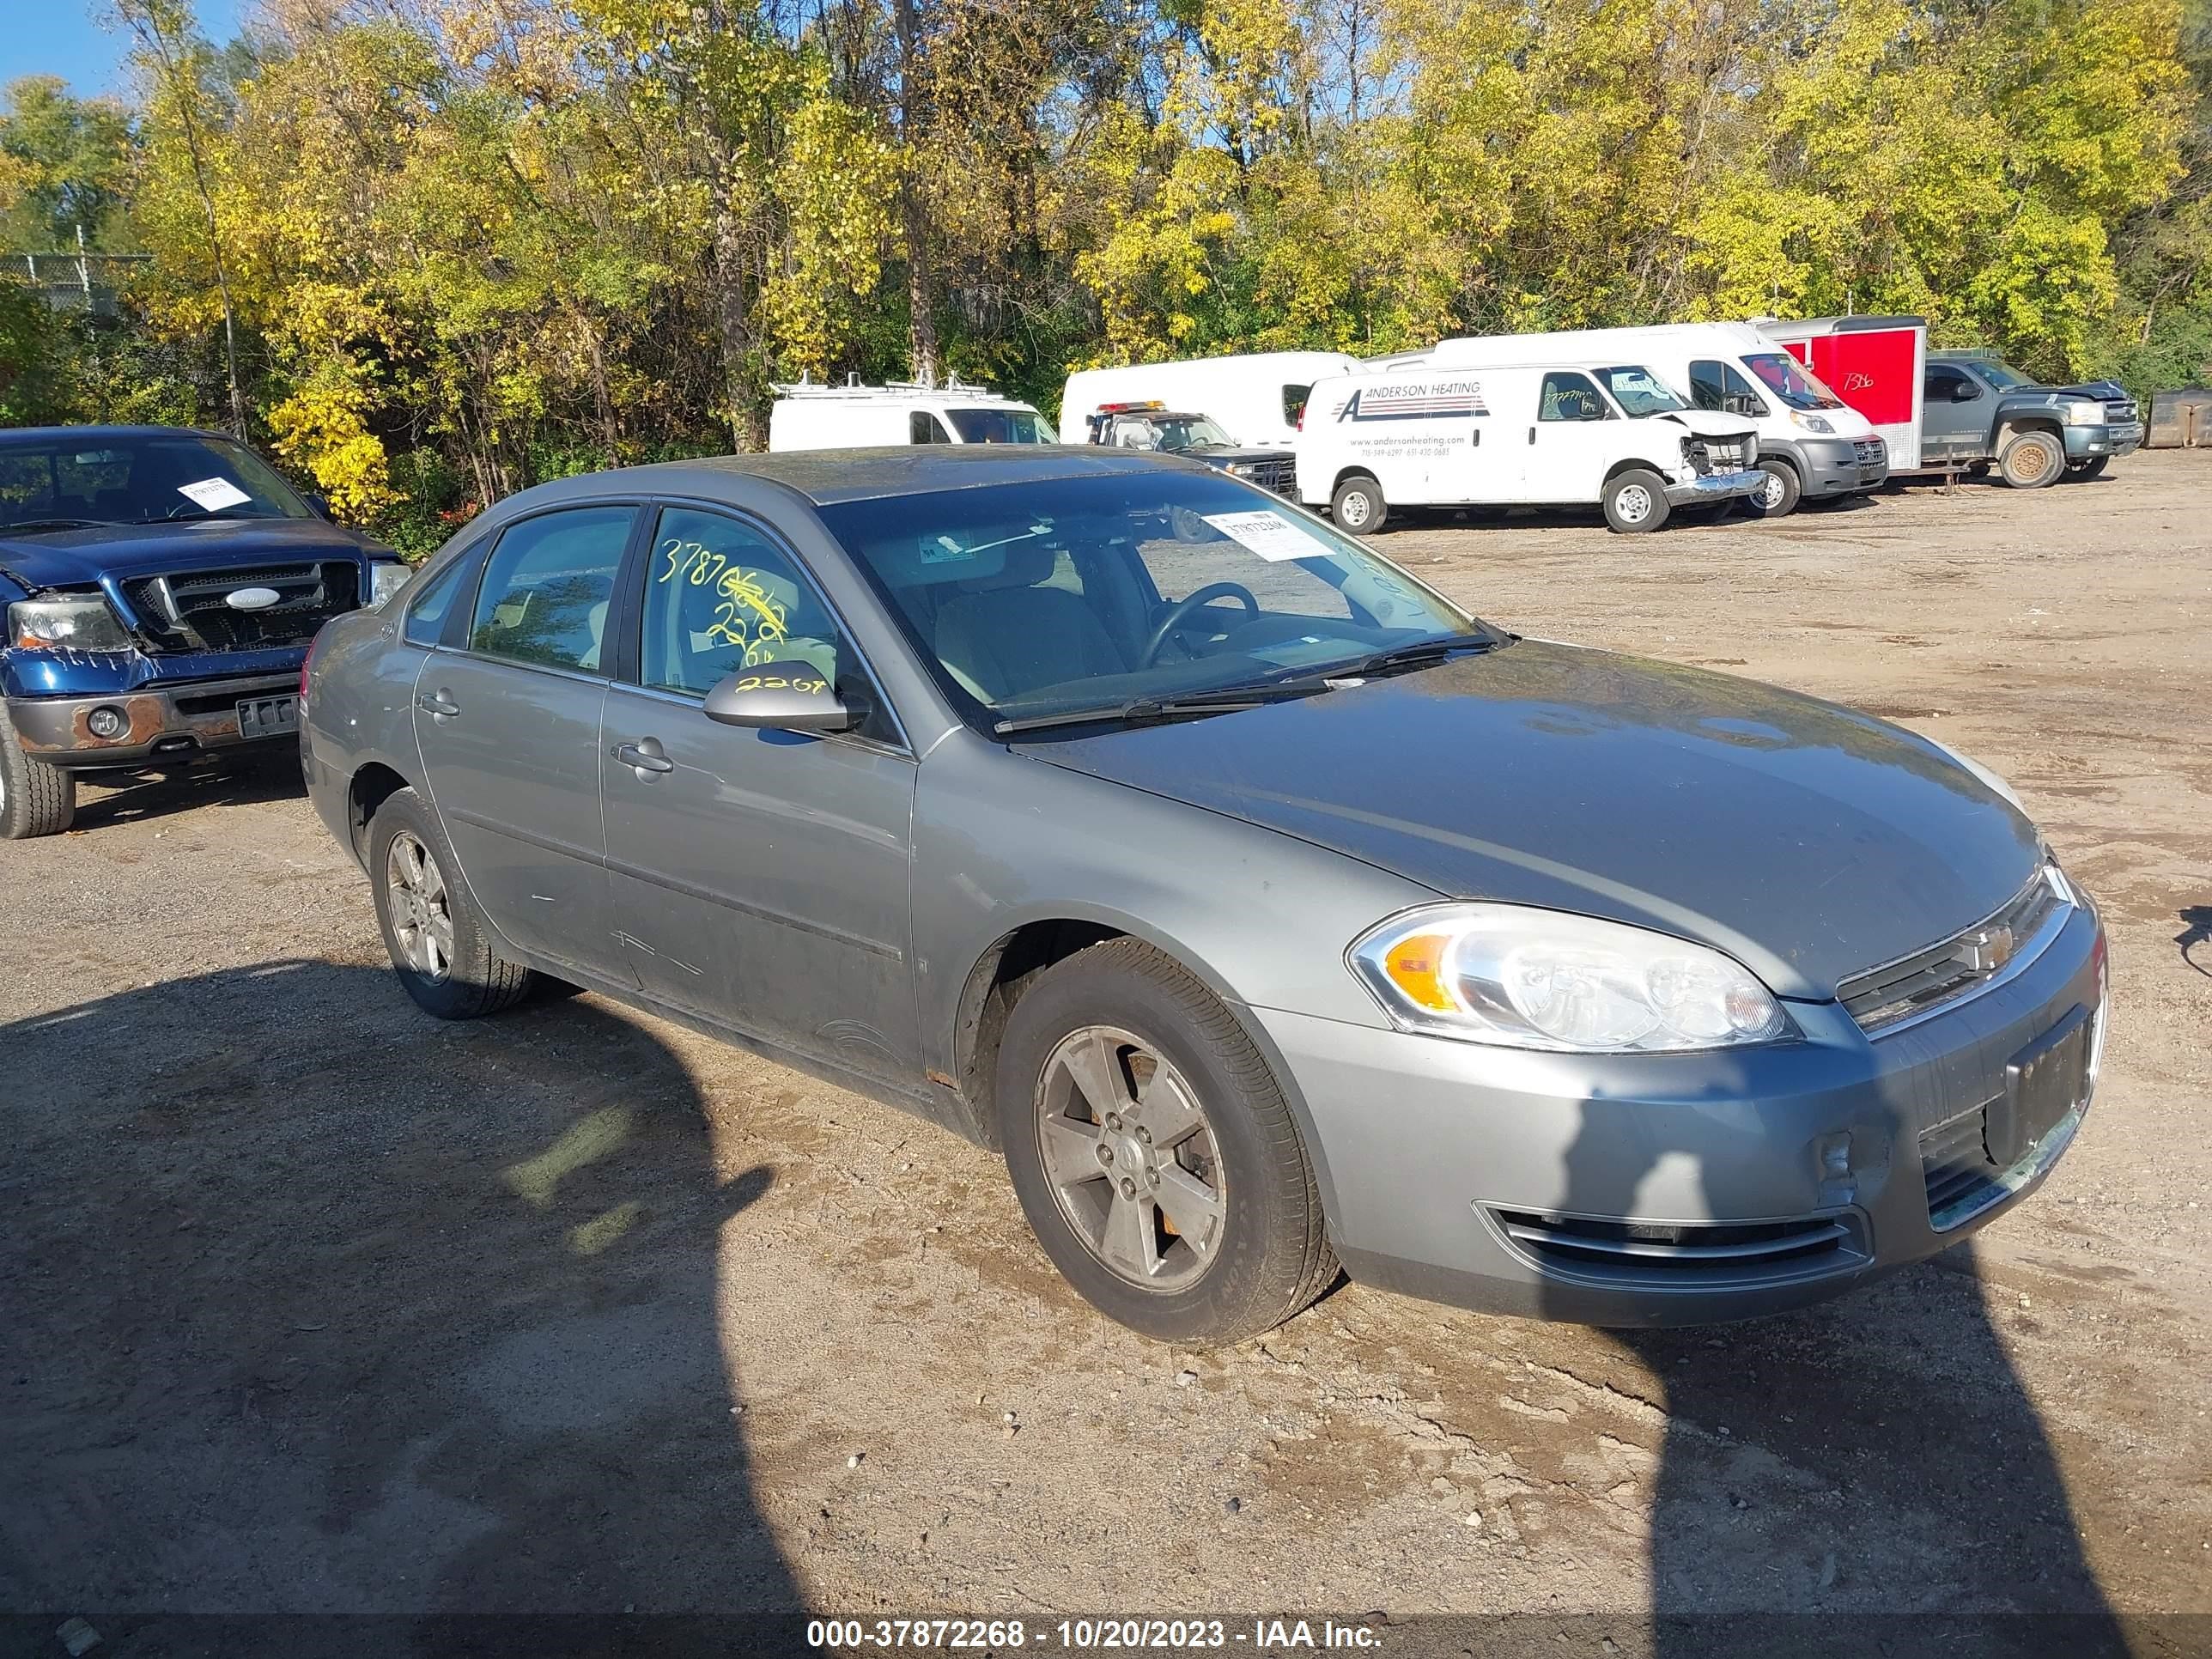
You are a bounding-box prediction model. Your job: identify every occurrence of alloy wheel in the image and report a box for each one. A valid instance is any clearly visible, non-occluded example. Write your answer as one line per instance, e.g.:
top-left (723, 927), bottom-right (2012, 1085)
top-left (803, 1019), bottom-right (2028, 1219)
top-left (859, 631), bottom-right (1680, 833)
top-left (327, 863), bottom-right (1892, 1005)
top-left (1034, 1024), bottom-right (1226, 1291)
top-left (386, 829), bottom-right (456, 981)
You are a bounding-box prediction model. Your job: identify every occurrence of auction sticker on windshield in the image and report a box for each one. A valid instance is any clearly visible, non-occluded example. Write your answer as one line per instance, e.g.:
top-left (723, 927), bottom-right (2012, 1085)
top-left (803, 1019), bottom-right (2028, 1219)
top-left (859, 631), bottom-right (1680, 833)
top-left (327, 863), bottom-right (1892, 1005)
top-left (1203, 510), bottom-right (1331, 562)
top-left (178, 477), bottom-right (252, 512)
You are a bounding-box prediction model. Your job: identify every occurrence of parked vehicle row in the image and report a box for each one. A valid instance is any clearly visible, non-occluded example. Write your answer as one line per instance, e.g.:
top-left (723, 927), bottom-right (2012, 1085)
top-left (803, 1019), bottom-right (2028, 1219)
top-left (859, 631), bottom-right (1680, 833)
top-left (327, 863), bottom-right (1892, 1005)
top-left (289, 445), bottom-right (2108, 1345)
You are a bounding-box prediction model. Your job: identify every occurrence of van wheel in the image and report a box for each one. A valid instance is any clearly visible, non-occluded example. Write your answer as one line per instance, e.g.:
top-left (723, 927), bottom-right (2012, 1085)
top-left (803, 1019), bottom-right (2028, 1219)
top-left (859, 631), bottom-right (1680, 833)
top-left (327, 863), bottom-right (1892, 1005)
top-left (2065, 457), bottom-right (2108, 481)
top-left (1602, 470), bottom-right (1670, 533)
top-left (998, 939), bottom-right (1337, 1345)
top-left (1745, 459), bottom-right (1801, 518)
top-left (1330, 476), bottom-right (1386, 535)
top-left (0, 708), bottom-right (77, 839)
top-left (1998, 429), bottom-right (2064, 489)
top-left (369, 787), bottom-right (536, 1019)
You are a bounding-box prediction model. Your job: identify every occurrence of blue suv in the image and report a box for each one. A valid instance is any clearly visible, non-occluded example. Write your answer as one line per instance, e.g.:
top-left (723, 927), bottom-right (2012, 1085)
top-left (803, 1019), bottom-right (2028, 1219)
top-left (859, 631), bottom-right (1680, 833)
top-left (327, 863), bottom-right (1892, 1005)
top-left (0, 425), bottom-right (406, 837)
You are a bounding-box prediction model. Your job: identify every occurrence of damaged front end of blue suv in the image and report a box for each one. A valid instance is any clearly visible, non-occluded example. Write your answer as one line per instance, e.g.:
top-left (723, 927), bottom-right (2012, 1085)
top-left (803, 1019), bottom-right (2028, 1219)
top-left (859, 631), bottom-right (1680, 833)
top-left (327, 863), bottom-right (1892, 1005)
top-left (0, 425), bottom-right (406, 837)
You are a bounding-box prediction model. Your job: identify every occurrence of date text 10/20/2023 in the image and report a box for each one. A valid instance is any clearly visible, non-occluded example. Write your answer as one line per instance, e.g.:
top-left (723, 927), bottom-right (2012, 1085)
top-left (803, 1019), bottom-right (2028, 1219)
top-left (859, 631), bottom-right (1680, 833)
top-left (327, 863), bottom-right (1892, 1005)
top-left (805, 1619), bottom-right (1385, 1650)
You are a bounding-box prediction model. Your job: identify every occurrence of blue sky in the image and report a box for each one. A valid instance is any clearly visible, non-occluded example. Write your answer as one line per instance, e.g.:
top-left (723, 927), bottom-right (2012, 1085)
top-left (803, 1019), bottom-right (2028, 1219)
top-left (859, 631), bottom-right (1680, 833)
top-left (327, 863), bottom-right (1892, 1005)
top-left (2, 0), bottom-right (250, 102)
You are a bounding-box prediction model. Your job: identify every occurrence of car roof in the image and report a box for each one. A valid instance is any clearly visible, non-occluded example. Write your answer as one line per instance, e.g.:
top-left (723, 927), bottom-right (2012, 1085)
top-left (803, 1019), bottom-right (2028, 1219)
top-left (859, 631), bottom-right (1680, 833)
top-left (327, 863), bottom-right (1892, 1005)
top-left (0, 424), bottom-right (238, 445)
top-left (514, 445), bottom-right (1214, 509)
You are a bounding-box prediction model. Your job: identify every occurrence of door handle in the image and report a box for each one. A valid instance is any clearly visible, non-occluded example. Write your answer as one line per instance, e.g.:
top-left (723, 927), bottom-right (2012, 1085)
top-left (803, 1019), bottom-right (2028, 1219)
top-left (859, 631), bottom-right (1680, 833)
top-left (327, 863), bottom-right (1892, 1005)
top-left (613, 738), bottom-right (675, 777)
top-left (418, 690), bottom-right (459, 719)
top-left (1528, 426), bottom-right (1536, 444)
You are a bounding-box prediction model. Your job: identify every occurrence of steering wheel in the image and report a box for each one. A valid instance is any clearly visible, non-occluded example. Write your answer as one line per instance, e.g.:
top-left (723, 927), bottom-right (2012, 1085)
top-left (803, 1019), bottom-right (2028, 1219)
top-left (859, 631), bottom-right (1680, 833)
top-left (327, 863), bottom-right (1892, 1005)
top-left (1139, 582), bottom-right (1261, 667)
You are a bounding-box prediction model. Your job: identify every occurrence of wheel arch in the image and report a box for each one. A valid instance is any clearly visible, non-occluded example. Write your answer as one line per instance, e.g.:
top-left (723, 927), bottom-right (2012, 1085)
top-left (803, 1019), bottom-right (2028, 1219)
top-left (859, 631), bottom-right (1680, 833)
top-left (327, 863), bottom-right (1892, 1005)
top-left (1331, 465), bottom-right (1381, 495)
top-left (347, 760), bottom-right (414, 869)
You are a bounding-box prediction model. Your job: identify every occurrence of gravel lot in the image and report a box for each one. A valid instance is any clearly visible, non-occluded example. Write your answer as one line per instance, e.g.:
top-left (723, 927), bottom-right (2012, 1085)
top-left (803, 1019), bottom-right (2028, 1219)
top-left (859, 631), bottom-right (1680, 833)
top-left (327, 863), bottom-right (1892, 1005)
top-left (4, 453), bottom-right (2209, 1656)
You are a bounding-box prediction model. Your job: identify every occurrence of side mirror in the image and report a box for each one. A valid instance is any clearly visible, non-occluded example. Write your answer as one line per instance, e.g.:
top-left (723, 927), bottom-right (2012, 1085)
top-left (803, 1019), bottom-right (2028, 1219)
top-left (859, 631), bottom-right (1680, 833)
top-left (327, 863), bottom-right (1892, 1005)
top-left (702, 661), bottom-right (856, 732)
top-left (1952, 381), bottom-right (1980, 403)
top-left (304, 492), bottom-right (333, 519)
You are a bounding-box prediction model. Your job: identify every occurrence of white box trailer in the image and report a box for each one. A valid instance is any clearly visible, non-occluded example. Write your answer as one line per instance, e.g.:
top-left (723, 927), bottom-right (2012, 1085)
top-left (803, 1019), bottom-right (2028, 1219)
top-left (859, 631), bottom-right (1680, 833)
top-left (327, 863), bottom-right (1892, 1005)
top-left (1424, 323), bottom-right (1890, 515)
top-left (769, 380), bottom-right (1056, 452)
top-left (1293, 358), bottom-right (1763, 533)
top-left (1061, 352), bottom-right (1360, 448)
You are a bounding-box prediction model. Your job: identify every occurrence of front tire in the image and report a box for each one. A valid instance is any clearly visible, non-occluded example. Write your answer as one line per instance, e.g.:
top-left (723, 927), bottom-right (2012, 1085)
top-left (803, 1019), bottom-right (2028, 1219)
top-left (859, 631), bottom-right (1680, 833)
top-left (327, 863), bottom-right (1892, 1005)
top-left (368, 787), bottom-right (536, 1018)
top-left (1998, 428), bottom-right (2065, 489)
top-left (1744, 459), bottom-right (1802, 519)
top-left (998, 939), bottom-right (1336, 1344)
top-left (1603, 469), bottom-right (1671, 533)
top-left (1330, 475), bottom-right (1387, 535)
top-left (0, 707), bottom-right (77, 839)
top-left (2066, 456), bottom-right (2109, 481)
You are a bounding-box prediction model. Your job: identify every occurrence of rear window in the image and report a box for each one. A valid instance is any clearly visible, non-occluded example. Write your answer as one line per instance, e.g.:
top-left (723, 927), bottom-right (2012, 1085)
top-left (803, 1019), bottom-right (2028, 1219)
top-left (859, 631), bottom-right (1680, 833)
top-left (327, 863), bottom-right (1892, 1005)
top-left (943, 407), bottom-right (1057, 445)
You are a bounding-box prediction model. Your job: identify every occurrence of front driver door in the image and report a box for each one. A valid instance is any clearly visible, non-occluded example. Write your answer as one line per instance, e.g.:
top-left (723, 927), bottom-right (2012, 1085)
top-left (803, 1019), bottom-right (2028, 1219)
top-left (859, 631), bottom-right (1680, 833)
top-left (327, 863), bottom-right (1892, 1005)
top-left (413, 502), bottom-right (638, 980)
top-left (1921, 364), bottom-right (1984, 463)
top-left (599, 502), bottom-right (920, 1086)
top-left (1517, 371), bottom-right (1620, 502)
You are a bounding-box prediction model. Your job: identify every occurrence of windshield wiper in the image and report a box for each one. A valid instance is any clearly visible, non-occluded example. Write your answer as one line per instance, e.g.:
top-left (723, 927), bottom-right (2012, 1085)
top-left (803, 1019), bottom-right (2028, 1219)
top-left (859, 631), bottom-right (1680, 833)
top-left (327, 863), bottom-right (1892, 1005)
top-left (2, 517), bottom-right (109, 534)
top-left (993, 684), bottom-right (1314, 737)
top-left (1273, 629), bottom-right (1506, 686)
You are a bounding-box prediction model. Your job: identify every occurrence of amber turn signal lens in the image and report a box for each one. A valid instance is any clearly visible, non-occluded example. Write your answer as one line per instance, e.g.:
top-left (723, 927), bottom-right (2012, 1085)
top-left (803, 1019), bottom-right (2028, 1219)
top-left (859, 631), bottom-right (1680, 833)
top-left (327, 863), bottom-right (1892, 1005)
top-left (1382, 933), bottom-right (1455, 1012)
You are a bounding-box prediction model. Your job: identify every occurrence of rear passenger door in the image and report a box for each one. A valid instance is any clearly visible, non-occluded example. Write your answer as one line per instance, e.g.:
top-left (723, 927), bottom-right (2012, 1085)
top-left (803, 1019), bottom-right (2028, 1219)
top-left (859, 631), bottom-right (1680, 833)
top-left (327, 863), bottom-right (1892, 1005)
top-left (413, 503), bottom-right (639, 981)
top-left (598, 502), bottom-right (920, 1085)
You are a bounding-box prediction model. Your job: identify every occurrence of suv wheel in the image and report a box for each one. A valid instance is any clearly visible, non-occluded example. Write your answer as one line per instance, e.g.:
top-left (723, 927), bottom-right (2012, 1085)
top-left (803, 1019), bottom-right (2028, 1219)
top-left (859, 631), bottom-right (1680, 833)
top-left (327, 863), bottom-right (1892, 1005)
top-left (1998, 428), bottom-right (2065, 489)
top-left (1602, 469), bottom-right (1671, 533)
top-left (1745, 459), bottom-right (1801, 519)
top-left (2066, 456), bottom-right (2109, 481)
top-left (369, 787), bottom-right (535, 1018)
top-left (0, 707), bottom-right (77, 839)
top-left (1330, 475), bottom-right (1386, 534)
top-left (998, 939), bottom-right (1337, 1344)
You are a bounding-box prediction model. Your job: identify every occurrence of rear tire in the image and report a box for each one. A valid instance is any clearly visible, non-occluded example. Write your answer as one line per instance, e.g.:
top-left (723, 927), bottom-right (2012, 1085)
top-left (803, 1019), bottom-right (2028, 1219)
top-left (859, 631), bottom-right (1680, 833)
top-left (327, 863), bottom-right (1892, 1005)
top-left (998, 939), bottom-right (1336, 1345)
top-left (1744, 459), bottom-right (1802, 519)
top-left (1330, 475), bottom-right (1387, 535)
top-left (2066, 456), bottom-right (2109, 481)
top-left (1602, 469), bottom-right (1671, 533)
top-left (1998, 428), bottom-right (2065, 489)
top-left (368, 787), bottom-right (535, 1019)
top-left (0, 707), bottom-right (78, 839)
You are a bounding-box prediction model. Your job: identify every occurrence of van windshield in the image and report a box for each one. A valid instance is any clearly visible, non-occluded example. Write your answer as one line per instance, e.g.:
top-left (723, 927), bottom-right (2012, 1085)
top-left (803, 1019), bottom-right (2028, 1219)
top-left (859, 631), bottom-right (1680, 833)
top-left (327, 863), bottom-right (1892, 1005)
top-left (945, 407), bottom-right (1057, 444)
top-left (817, 471), bottom-right (1482, 732)
top-left (1591, 366), bottom-right (1687, 417)
top-left (1744, 352), bottom-right (1844, 410)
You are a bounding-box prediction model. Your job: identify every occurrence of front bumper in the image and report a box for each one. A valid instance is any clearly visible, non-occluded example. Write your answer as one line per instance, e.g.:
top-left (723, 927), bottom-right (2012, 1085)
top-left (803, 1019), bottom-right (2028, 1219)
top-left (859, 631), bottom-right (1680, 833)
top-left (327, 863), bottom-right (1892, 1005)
top-left (7, 672), bottom-right (300, 769)
top-left (1255, 901), bottom-right (2106, 1327)
top-left (1790, 436), bottom-right (1890, 495)
top-left (2066, 423), bottom-right (2143, 461)
top-left (1664, 468), bottom-right (1764, 506)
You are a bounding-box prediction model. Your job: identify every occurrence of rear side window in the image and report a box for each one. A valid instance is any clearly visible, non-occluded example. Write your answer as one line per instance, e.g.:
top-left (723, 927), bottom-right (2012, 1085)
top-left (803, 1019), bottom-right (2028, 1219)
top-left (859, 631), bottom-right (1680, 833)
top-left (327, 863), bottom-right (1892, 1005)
top-left (1538, 373), bottom-right (1610, 422)
top-left (910, 411), bottom-right (952, 444)
top-left (469, 506), bottom-right (635, 673)
top-left (401, 556), bottom-right (468, 647)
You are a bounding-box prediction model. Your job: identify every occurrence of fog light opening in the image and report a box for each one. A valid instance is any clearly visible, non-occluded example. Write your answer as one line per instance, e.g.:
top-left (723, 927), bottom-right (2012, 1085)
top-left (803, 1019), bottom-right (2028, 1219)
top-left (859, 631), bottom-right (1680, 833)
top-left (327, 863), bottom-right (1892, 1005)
top-left (87, 705), bottom-right (127, 739)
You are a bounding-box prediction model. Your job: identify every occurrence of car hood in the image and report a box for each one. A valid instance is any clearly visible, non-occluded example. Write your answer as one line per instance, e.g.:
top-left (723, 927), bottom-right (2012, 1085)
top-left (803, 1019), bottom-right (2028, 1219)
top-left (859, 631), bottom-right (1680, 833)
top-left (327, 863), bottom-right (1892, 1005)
top-left (1649, 410), bottom-right (1758, 441)
top-left (1021, 641), bottom-right (2042, 1000)
top-left (0, 517), bottom-right (378, 592)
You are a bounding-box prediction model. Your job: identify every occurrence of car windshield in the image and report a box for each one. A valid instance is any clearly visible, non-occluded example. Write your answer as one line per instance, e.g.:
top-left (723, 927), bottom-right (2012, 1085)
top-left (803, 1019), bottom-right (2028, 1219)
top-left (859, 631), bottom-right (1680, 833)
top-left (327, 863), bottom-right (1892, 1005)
top-left (1591, 366), bottom-right (1687, 416)
top-left (1744, 351), bottom-right (1844, 410)
top-left (0, 432), bottom-right (313, 530)
top-left (1146, 416), bottom-right (1235, 452)
top-left (1967, 361), bottom-right (2033, 390)
top-left (944, 407), bottom-right (1057, 444)
top-left (817, 471), bottom-right (1483, 732)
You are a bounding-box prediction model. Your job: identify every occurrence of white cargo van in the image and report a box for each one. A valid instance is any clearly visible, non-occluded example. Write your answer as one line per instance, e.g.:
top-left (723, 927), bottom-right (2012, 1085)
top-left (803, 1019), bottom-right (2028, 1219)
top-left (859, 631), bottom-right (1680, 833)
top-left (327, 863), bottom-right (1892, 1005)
top-left (769, 380), bottom-right (1056, 452)
top-left (1294, 360), bottom-right (1762, 533)
top-left (1424, 325), bottom-right (1888, 516)
top-left (1062, 352), bottom-right (1358, 448)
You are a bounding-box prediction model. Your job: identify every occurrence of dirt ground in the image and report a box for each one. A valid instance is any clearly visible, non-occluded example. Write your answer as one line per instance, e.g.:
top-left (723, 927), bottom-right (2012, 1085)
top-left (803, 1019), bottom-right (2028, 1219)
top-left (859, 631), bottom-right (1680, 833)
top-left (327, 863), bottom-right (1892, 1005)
top-left (3, 452), bottom-right (2209, 1656)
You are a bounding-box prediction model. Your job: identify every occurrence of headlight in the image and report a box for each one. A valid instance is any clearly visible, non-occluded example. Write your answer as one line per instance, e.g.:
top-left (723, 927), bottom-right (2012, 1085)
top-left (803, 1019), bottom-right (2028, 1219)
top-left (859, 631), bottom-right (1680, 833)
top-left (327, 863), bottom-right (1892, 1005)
top-left (8, 594), bottom-right (132, 651)
top-left (1227, 463), bottom-right (1256, 477)
top-left (1923, 735), bottom-right (2027, 815)
top-left (368, 561), bottom-right (413, 607)
top-left (1349, 902), bottom-right (1791, 1053)
top-left (2062, 401), bottom-right (2106, 427)
top-left (1790, 411), bottom-right (1836, 434)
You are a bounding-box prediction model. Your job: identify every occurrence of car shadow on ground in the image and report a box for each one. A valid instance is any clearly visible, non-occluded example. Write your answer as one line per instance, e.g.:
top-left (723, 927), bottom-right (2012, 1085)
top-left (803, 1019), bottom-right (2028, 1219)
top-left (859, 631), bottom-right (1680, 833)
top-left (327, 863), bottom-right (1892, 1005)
top-left (1, 960), bottom-right (800, 1654)
top-left (2176, 906), bottom-right (2212, 979)
top-left (67, 750), bottom-right (307, 831)
top-left (1548, 1080), bottom-right (2129, 1658)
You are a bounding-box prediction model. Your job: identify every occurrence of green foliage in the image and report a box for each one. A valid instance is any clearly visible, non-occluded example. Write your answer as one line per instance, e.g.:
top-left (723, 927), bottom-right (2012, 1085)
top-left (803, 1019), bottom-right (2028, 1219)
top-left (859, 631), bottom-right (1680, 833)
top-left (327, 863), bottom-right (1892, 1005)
top-left (3, 0), bottom-right (2201, 517)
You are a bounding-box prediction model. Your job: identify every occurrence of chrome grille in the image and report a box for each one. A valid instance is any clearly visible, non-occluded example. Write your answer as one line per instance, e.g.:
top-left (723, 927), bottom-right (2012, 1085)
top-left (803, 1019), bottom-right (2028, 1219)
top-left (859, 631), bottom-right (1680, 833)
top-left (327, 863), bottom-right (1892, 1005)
top-left (1488, 1208), bottom-right (1866, 1284)
top-left (121, 562), bottom-right (361, 654)
top-left (1245, 458), bottom-right (1296, 495)
top-left (1837, 870), bottom-right (2069, 1034)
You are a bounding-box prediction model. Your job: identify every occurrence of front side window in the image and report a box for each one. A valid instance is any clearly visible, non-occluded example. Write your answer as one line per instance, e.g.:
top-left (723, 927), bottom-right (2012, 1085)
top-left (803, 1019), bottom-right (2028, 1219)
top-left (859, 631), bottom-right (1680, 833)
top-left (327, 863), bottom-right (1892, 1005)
top-left (1282, 384), bottom-right (1312, 427)
top-left (1591, 365), bottom-right (1688, 417)
top-left (943, 406), bottom-right (1056, 444)
top-left (1926, 365), bottom-right (1979, 403)
top-left (468, 506), bottom-right (634, 673)
top-left (1538, 373), bottom-right (1611, 422)
top-left (1743, 351), bottom-right (1842, 410)
top-left (817, 472), bottom-right (1480, 726)
top-left (1689, 360), bottom-right (1767, 418)
top-left (0, 433), bottom-right (313, 529)
top-left (639, 507), bottom-right (849, 696)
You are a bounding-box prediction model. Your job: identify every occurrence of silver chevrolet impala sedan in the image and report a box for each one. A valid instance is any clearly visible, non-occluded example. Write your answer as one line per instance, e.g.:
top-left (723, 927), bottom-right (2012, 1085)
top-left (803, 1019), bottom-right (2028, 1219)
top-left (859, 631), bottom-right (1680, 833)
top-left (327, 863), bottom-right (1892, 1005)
top-left (302, 448), bottom-right (2107, 1343)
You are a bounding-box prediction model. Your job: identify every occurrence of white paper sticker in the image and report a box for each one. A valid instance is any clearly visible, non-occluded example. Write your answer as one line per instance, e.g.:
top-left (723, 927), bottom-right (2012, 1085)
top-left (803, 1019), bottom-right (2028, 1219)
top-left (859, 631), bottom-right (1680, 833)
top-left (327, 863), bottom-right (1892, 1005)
top-left (177, 476), bottom-right (252, 512)
top-left (1201, 510), bottom-right (1331, 562)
